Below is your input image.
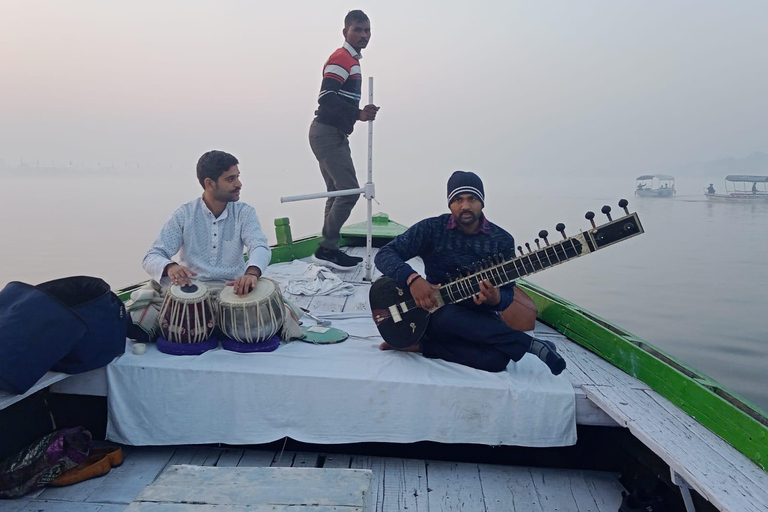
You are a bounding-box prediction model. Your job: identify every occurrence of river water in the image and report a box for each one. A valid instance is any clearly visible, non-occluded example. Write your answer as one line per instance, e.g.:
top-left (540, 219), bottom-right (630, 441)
top-left (1, 167), bottom-right (766, 411)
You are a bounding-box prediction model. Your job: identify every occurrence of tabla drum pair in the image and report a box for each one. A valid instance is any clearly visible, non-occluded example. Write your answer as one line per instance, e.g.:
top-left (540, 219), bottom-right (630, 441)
top-left (157, 278), bottom-right (284, 355)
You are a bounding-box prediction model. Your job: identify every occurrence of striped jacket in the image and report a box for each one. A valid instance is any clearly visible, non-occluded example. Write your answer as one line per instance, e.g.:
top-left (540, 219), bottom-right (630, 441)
top-left (315, 42), bottom-right (362, 135)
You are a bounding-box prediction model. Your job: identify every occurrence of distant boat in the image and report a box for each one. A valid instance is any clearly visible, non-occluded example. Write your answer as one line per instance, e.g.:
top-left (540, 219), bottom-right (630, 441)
top-left (705, 175), bottom-right (768, 202)
top-left (635, 174), bottom-right (676, 197)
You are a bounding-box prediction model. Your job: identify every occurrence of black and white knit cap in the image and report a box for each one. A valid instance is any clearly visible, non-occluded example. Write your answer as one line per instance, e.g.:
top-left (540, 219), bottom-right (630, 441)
top-left (447, 170), bottom-right (485, 206)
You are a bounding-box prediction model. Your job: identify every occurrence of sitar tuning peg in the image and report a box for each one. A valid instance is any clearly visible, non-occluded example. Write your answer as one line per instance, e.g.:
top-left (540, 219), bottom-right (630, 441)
top-left (525, 242), bottom-right (532, 253)
top-left (517, 245), bottom-right (525, 256)
top-left (585, 211), bottom-right (596, 229)
top-left (601, 205), bottom-right (612, 221)
top-left (534, 238), bottom-right (541, 249)
top-left (618, 198), bottom-right (629, 215)
top-left (538, 230), bottom-right (549, 245)
top-left (555, 223), bottom-right (566, 239)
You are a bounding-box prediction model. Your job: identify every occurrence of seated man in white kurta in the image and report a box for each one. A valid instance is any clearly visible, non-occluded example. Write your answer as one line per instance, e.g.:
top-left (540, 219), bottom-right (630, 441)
top-left (142, 150), bottom-right (271, 297)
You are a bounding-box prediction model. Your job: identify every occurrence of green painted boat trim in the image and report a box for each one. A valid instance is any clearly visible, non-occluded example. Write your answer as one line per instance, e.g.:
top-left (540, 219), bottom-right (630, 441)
top-left (340, 212), bottom-right (411, 239)
top-left (519, 279), bottom-right (768, 471)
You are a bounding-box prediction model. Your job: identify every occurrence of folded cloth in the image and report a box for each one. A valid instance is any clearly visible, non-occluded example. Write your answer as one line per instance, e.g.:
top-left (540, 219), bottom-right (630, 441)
top-left (280, 298), bottom-right (306, 341)
top-left (265, 261), bottom-right (354, 296)
top-left (126, 281), bottom-right (163, 343)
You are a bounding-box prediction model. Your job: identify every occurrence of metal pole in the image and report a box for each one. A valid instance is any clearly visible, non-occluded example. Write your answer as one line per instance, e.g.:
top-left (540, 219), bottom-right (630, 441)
top-left (364, 77), bottom-right (374, 281)
top-left (280, 187), bottom-right (366, 203)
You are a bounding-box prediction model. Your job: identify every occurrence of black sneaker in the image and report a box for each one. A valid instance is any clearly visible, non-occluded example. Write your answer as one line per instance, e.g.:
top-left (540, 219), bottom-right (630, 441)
top-left (312, 247), bottom-right (361, 270)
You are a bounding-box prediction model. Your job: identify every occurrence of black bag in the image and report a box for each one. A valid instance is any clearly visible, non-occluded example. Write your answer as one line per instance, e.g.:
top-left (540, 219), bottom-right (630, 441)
top-left (37, 276), bottom-right (127, 374)
top-left (0, 282), bottom-right (87, 394)
top-left (0, 276), bottom-right (127, 394)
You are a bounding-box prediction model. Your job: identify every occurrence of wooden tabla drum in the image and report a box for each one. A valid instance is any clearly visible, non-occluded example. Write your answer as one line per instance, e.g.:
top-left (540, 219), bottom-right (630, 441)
top-left (158, 281), bottom-right (216, 344)
top-left (217, 278), bottom-right (284, 344)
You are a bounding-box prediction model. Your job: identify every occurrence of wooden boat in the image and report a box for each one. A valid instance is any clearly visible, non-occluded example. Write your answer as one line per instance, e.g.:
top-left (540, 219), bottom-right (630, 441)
top-left (635, 174), bottom-right (676, 197)
top-left (2, 205), bottom-right (767, 512)
top-left (705, 175), bottom-right (768, 202)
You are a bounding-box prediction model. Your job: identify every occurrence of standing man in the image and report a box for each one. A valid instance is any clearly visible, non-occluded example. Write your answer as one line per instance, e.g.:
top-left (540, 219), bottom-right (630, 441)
top-left (310, 9), bottom-right (379, 270)
top-left (374, 171), bottom-right (567, 375)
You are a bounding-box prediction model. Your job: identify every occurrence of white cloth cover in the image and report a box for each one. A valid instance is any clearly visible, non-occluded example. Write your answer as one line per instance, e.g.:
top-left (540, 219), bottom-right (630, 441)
top-left (264, 261), bottom-right (354, 296)
top-left (106, 313), bottom-right (576, 447)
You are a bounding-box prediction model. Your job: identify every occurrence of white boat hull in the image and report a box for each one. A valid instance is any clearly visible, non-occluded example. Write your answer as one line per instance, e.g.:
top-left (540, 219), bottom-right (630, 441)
top-left (704, 193), bottom-right (768, 202)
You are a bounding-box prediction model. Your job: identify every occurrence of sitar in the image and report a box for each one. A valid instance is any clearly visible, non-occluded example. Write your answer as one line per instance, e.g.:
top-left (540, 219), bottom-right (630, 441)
top-left (369, 199), bottom-right (644, 348)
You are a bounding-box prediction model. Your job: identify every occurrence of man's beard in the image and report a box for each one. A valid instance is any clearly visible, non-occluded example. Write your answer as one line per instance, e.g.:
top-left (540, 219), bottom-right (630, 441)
top-left (457, 211), bottom-right (477, 225)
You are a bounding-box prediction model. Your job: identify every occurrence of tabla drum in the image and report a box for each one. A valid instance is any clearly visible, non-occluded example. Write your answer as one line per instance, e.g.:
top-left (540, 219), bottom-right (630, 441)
top-left (158, 281), bottom-right (216, 345)
top-left (217, 278), bottom-right (284, 345)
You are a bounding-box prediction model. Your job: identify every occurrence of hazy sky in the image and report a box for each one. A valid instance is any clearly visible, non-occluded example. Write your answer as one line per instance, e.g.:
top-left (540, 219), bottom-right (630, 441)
top-left (2, 0), bottom-right (767, 189)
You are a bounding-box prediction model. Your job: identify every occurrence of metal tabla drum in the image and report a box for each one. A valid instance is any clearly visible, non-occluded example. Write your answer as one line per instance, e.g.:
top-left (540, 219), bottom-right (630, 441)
top-left (158, 281), bottom-right (216, 344)
top-left (217, 278), bottom-right (284, 345)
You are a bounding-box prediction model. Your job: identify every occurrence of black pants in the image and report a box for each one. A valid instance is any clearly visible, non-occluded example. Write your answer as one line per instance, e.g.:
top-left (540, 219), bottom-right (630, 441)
top-left (421, 304), bottom-right (531, 372)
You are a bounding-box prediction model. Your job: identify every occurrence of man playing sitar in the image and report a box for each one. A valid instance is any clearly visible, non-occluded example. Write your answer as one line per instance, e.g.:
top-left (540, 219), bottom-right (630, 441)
top-left (373, 171), bottom-right (566, 375)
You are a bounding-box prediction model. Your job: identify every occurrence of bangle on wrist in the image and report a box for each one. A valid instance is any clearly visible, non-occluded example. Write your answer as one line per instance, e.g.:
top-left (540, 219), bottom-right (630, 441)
top-left (406, 274), bottom-right (421, 286)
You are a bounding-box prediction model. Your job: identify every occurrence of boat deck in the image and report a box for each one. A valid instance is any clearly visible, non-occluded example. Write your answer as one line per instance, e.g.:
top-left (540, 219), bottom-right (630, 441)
top-left (10, 445), bottom-right (625, 512)
top-left (3, 247), bottom-right (768, 511)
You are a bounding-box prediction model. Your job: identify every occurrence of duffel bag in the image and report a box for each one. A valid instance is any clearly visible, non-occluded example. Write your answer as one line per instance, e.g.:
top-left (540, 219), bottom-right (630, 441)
top-left (37, 276), bottom-right (127, 374)
top-left (0, 282), bottom-right (86, 394)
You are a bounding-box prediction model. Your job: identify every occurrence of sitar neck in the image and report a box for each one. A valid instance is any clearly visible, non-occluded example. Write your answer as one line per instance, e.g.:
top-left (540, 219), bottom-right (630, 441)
top-left (436, 233), bottom-right (589, 306)
top-left (434, 210), bottom-right (644, 307)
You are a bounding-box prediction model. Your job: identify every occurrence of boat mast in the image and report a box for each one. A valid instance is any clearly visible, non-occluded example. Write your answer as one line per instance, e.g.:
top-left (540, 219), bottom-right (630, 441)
top-left (364, 77), bottom-right (374, 281)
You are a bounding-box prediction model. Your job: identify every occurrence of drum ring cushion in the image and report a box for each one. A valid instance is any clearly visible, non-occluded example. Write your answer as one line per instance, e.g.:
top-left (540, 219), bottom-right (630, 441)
top-left (221, 334), bottom-right (280, 353)
top-left (156, 335), bottom-right (219, 355)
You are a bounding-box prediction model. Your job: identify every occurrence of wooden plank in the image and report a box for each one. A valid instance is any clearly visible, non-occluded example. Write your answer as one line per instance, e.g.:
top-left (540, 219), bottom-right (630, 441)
top-left (0, 498), bottom-right (32, 512)
top-left (574, 389), bottom-right (618, 427)
top-left (188, 447), bottom-right (222, 467)
top-left (305, 294), bottom-right (347, 313)
top-left (478, 464), bottom-right (542, 512)
top-left (291, 452), bottom-right (320, 468)
top-left (426, 461), bottom-right (485, 512)
top-left (85, 447), bottom-right (177, 504)
top-left (323, 454), bottom-right (353, 469)
top-left (37, 447), bottom-right (174, 504)
top-left (381, 458), bottom-right (428, 512)
top-left (546, 334), bottom-right (648, 390)
top-left (126, 502), bottom-right (359, 512)
top-left (17, 502), bottom-right (127, 512)
top-left (342, 247), bottom-right (382, 284)
top-left (236, 449), bottom-right (275, 467)
top-left (647, 390), bottom-right (768, 494)
top-left (270, 451), bottom-right (295, 468)
top-left (283, 292), bottom-right (314, 309)
top-left (215, 449), bottom-right (244, 467)
top-left (523, 281), bottom-right (768, 470)
top-left (343, 284), bottom-right (372, 314)
top-left (351, 456), bottom-right (384, 512)
top-left (135, 466), bottom-right (372, 508)
top-left (582, 470), bottom-right (626, 512)
top-left (529, 468), bottom-right (581, 512)
top-left (540, 337), bottom-right (594, 387)
top-left (584, 385), bottom-right (768, 512)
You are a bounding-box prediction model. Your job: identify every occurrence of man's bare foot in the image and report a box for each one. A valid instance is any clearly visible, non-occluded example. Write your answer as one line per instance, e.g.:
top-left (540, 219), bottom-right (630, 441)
top-left (379, 341), bottom-right (421, 352)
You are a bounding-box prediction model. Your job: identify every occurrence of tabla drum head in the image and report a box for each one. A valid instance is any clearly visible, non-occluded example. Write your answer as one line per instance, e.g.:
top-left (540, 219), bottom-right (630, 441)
top-left (168, 281), bottom-right (209, 301)
top-left (218, 278), bottom-right (277, 304)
